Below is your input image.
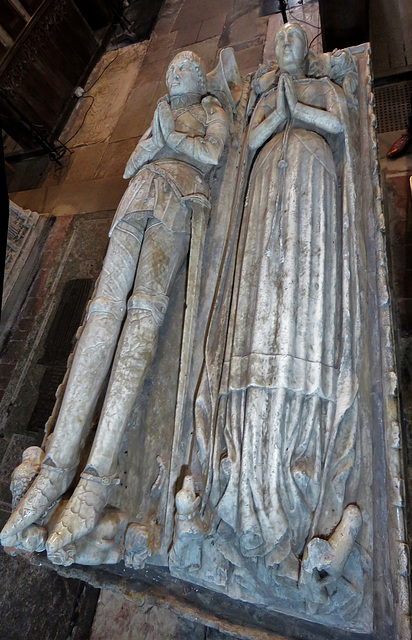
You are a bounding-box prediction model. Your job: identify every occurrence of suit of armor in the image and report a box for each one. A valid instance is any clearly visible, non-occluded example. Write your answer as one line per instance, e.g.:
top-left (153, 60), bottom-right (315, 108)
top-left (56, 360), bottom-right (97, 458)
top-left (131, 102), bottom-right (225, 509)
top-left (1, 51), bottom-right (229, 553)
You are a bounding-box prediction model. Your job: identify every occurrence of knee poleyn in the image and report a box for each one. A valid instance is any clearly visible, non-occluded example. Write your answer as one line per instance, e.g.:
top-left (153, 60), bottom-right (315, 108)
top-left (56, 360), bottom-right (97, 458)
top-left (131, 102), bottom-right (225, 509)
top-left (127, 291), bottom-right (169, 326)
top-left (87, 297), bottom-right (127, 321)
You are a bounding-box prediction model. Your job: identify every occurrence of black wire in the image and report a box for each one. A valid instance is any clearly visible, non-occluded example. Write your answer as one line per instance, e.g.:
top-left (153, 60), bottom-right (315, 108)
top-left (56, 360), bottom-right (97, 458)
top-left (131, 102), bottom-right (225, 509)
top-left (85, 46), bottom-right (120, 93)
top-left (61, 95), bottom-right (95, 146)
top-left (309, 32), bottom-right (321, 48)
top-left (55, 27), bottom-right (121, 151)
top-left (56, 37), bottom-right (121, 149)
top-left (287, 5), bottom-right (321, 30)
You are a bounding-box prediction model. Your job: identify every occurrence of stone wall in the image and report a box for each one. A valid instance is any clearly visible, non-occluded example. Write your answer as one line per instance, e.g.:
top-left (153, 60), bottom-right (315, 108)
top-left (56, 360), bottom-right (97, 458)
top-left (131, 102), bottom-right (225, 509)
top-left (9, 1), bottom-right (321, 218)
top-left (380, 168), bottom-right (412, 554)
top-left (0, 212), bottom-right (107, 640)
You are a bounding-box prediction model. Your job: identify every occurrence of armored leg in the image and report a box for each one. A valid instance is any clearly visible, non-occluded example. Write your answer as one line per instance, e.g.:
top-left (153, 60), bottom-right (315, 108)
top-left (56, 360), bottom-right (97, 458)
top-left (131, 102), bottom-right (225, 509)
top-left (1, 222), bottom-right (145, 542)
top-left (47, 220), bottom-right (190, 551)
top-left (47, 222), bottom-right (146, 468)
top-left (89, 220), bottom-right (190, 476)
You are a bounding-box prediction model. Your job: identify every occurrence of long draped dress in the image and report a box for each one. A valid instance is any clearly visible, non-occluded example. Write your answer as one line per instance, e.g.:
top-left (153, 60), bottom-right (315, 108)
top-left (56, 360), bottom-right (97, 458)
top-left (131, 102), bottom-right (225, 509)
top-left (210, 77), bottom-right (360, 567)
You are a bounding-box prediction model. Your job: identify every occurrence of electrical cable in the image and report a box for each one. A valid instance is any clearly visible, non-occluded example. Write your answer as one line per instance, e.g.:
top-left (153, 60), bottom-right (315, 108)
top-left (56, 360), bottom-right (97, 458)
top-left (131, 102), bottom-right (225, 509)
top-left (309, 32), bottom-right (321, 48)
top-left (85, 46), bottom-right (120, 93)
top-left (60, 95), bottom-right (95, 146)
top-left (4, 53), bottom-right (110, 162)
top-left (5, 15), bottom-right (124, 165)
top-left (55, 32), bottom-right (121, 150)
top-left (287, 5), bottom-right (321, 30)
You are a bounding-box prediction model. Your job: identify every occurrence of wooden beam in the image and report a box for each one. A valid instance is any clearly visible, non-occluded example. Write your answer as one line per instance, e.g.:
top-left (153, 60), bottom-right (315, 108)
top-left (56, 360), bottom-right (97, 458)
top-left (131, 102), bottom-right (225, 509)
top-left (8, 0), bottom-right (30, 22)
top-left (0, 25), bottom-right (13, 49)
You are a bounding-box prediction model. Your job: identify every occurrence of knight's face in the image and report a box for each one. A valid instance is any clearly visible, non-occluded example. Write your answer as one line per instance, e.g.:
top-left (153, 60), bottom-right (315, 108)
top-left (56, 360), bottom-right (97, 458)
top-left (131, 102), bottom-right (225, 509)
top-left (274, 24), bottom-right (307, 75)
top-left (166, 56), bottom-right (200, 96)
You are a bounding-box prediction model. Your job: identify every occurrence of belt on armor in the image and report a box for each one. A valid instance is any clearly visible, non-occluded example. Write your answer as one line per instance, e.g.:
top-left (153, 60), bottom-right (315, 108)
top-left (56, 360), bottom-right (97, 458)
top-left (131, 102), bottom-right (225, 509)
top-left (146, 161), bottom-right (210, 208)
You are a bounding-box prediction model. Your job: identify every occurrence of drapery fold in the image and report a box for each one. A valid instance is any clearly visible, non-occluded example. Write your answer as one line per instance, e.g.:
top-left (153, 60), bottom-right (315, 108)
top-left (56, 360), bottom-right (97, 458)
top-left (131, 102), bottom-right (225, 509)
top-left (193, 76), bottom-right (362, 566)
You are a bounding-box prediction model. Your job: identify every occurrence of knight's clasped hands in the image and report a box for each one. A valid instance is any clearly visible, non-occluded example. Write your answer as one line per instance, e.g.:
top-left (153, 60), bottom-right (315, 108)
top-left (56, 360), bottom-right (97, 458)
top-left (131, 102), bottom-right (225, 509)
top-left (156, 98), bottom-right (175, 144)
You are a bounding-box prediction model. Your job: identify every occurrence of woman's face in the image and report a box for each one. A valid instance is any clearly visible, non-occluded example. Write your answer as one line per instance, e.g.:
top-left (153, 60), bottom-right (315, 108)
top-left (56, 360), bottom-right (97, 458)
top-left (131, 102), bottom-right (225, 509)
top-left (274, 24), bottom-right (307, 75)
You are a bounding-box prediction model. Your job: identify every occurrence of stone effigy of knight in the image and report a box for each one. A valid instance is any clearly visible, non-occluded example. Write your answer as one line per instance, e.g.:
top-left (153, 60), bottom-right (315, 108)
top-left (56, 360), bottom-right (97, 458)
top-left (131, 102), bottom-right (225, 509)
top-left (1, 50), bottom-right (231, 553)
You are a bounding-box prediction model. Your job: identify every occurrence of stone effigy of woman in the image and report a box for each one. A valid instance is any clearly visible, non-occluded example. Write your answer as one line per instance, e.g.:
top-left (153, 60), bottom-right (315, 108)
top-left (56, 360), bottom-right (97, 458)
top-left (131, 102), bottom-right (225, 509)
top-left (184, 23), bottom-right (365, 615)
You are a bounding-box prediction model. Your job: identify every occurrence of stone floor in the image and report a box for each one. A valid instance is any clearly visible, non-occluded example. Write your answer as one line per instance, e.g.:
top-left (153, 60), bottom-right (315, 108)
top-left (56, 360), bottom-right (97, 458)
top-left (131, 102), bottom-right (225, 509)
top-left (89, 590), bottom-right (235, 640)
top-left (0, 550), bottom-right (99, 640)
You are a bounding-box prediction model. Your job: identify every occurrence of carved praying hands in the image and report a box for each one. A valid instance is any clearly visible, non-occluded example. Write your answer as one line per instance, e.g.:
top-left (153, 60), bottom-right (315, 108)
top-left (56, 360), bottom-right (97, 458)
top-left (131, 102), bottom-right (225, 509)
top-left (283, 73), bottom-right (343, 134)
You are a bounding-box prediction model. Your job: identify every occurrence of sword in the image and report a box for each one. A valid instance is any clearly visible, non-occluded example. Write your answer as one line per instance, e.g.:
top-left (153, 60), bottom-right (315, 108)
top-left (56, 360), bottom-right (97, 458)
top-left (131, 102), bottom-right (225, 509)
top-left (163, 196), bottom-right (210, 556)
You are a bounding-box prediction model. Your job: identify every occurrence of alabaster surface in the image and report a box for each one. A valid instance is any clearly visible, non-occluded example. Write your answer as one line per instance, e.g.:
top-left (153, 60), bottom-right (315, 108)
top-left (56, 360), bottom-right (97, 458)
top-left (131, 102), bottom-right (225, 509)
top-left (1, 26), bottom-right (408, 640)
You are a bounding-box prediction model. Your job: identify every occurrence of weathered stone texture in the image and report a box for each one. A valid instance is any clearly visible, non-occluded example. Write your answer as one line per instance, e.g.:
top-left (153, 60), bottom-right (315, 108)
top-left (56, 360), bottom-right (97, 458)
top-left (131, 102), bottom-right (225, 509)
top-left (90, 591), bottom-right (207, 640)
top-left (0, 212), bottom-right (113, 639)
top-left (0, 549), bottom-right (99, 640)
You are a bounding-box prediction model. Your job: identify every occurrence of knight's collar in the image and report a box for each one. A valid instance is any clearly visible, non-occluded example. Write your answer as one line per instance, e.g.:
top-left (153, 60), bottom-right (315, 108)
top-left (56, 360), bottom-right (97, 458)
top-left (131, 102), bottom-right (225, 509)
top-left (170, 93), bottom-right (201, 110)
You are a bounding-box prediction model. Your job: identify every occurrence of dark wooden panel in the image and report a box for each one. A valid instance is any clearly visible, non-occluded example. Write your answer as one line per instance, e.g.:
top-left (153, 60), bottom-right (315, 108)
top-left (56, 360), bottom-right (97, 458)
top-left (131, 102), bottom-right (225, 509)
top-left (0, 0), bottom-right (26, 39)
top-left (0, 0), bottom-right (103, 148)
top-left (0, 101), bottom-right (38, 149)
top-left (18, 0), bottom-right (43, 14)
top-left (28, 277), bottom-right (93, 433)
top-left (318, 0), bottom-right (369, 52)
top-left (39, 278), bottom-right (93, 365)
top-left (0, 42), bottom-right (7, 65)
top-left (27, 365), bottom-right (68, 433)
top-left (74, 0), bottom-right (122, 30)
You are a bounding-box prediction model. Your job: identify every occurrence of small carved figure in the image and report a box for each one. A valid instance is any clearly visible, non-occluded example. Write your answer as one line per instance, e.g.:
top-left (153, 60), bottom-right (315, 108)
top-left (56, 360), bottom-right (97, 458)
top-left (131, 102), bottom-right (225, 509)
top-left (170, 476), bottom-right (205, 571)
top-left (299, 504), bottom-right (362, 612)
top-left (10, 446), bottom-right (44, 509)
top-left (1, 50), bottom-right (229, 554)
top-left (124, 523), bottom-right (152, 570)
top-left (3, 524), bottom-right (47, 554)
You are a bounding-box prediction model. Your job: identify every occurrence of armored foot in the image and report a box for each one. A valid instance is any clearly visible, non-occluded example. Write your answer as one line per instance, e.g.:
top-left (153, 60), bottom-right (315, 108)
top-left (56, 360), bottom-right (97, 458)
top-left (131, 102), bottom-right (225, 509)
top-left (46, 468), bottom-right (118, 554)
top-left (0, 462), bottom-right (76, 544)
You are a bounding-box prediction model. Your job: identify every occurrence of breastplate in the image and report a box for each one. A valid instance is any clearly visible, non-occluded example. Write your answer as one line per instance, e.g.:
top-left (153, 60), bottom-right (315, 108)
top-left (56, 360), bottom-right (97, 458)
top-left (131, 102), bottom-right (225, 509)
top-left (173, 105), bottom-right (207, 136)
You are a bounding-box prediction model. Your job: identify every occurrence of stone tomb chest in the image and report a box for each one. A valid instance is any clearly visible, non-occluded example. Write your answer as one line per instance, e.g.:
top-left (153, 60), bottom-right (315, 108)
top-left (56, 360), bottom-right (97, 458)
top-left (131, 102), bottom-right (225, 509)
top-left (1, 31), bottom-right (409, 640)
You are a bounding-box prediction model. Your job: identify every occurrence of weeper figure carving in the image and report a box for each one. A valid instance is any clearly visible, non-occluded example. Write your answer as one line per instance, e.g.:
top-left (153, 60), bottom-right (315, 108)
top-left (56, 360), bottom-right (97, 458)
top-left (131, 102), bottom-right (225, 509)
top-left (1, 51), bottom-right (229, 554)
